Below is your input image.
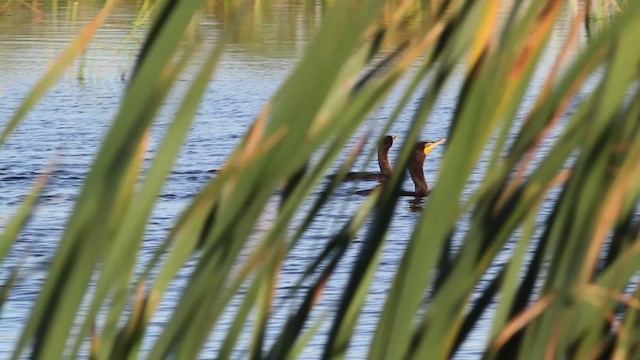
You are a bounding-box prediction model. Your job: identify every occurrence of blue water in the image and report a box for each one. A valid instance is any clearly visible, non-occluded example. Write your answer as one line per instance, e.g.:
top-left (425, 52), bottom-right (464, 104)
top-left (0, 2), bottom-right (586, 358)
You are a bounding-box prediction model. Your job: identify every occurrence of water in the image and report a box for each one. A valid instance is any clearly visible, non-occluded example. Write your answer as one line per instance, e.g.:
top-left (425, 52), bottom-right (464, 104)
top-left (0, 1), bottom-right (584, 358)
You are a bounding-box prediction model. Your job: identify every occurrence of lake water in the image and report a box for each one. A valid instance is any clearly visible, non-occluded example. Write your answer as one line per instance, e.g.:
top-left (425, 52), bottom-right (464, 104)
top-left (0, 1), bottom-right (585, 358)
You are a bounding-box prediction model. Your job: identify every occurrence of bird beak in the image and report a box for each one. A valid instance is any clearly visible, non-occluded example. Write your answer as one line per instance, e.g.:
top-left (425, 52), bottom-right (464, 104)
top-left (423, 138), bottom-right (447, 155)
top-left (392, 136), bottom-right (398, 141)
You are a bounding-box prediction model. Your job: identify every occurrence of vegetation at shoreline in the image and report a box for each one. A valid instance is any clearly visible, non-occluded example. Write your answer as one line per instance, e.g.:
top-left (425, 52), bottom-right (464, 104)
top-left (2, 0), bottom-right (640, 359)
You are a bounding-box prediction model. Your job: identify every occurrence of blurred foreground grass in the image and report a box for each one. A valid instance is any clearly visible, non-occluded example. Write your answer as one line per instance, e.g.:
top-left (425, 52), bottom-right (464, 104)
top-left (3, 0), bottom-right (640, 359)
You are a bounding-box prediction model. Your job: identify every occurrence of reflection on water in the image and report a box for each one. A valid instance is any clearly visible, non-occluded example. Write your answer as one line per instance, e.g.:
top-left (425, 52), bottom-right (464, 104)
top-left (0, 1), bottom-right (585, 358)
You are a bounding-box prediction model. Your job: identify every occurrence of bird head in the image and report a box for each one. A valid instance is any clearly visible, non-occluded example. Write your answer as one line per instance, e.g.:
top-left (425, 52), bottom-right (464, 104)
top-left (423, 138), bottom-right (447, 155)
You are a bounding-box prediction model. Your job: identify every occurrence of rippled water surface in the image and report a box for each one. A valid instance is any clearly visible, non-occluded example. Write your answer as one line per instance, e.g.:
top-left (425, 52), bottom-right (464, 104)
top-left (0, 2), bottom-right (584, 358)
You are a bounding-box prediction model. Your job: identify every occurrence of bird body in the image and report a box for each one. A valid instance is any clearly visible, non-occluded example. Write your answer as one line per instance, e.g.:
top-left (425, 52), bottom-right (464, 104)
top-left (401, 138), bottom-right (446, 197)
top-left (327, 135), bottom-right (396, 182)
top-left (356, 138), bottom-right (446, 197)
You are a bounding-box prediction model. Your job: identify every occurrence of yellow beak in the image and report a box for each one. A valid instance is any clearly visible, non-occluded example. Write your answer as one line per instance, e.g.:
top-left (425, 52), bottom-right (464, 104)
top-left (423, 138), bottom-right (447, 155)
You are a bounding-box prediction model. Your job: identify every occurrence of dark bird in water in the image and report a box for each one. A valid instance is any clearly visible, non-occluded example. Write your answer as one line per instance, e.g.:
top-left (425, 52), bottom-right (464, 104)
top-left (400, 138), bottom-right (447, 197)
top-left (356, 138), bottom-right (447, 197)
top-left (327, 135), bottom-right (397, 182)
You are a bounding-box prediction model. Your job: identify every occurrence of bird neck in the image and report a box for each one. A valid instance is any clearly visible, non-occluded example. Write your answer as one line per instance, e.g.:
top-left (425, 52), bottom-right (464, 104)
top-left (378, 146), bottom-right (393, 176)
top-left (408, 155), bottom-right (429, 197)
